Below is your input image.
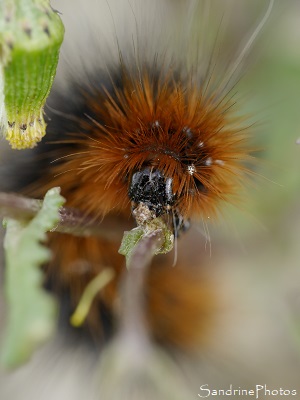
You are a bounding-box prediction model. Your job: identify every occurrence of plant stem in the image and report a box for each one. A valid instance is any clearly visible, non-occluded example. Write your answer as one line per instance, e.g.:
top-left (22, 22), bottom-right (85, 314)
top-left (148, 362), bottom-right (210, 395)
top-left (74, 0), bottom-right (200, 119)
top-left (0, 191), bottom-right (130, 240)
top-left (120, 229), bottom-right (164, 341)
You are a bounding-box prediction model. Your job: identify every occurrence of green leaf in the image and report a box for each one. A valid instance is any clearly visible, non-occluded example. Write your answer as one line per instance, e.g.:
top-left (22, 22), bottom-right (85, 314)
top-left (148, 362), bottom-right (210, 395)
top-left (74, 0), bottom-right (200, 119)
top-left (118, 227), bottom-right (145, 265)
top-left (0, 187), bottom-right (65, 368)
top-left (119, 218), bottom-right (174, 266)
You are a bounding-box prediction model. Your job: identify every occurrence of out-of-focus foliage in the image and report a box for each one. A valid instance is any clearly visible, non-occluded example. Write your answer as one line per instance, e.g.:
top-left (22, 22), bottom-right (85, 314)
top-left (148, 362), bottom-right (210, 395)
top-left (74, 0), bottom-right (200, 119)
top-left (0, 188), bottom-right (65, 368)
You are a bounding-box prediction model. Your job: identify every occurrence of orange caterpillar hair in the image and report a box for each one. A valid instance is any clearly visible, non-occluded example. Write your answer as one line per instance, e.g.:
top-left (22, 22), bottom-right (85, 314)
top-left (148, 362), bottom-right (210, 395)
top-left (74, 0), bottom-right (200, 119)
top-left (50, 69), bottom-right (251, 221)
top-left (23, 0), bottom-right (273, 349)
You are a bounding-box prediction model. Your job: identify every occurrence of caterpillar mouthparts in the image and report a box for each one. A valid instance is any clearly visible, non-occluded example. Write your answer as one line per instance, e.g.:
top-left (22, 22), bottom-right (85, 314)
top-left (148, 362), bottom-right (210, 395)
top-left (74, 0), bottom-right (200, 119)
top-left (128, 168), bottom-right (174, 217)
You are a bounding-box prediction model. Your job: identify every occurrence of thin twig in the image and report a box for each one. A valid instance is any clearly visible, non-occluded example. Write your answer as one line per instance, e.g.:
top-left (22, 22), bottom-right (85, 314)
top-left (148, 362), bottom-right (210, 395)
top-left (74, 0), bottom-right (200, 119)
top-left (0, 191), bottom-right (130, 240)
top-left (120, 229), bottom-right (164, 340)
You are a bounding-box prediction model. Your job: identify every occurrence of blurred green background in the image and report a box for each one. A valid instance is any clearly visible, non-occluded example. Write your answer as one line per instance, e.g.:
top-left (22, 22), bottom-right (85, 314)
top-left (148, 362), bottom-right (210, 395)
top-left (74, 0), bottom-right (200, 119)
top-left (199, 0), bottom-right (300, 390)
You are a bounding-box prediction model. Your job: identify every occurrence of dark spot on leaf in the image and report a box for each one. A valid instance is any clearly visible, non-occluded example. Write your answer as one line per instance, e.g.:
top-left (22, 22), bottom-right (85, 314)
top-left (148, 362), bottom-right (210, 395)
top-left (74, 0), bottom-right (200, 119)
top-left (43, 26), bottom-right (51, 37)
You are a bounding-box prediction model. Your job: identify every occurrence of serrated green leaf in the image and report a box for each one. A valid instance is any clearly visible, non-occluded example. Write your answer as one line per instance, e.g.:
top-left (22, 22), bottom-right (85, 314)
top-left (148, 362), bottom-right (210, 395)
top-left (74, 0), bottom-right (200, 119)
top-left (0, 187), bottom-right (65, 368)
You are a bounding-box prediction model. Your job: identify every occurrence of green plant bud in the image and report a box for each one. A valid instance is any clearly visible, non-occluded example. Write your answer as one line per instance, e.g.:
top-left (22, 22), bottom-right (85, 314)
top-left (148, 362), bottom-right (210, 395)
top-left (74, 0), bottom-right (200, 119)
top-left (0, 0), bottom-right (64, 149)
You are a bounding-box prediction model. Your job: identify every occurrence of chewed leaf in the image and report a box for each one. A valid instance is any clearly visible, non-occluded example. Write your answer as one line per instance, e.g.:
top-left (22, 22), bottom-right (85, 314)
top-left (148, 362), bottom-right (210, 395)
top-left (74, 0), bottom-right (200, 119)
top-left (0, 187), bottom-right (65, 368)
top-left (119, 227), bottom-right (145, 265)
top-left (119, 218), bottom-right (174, 267)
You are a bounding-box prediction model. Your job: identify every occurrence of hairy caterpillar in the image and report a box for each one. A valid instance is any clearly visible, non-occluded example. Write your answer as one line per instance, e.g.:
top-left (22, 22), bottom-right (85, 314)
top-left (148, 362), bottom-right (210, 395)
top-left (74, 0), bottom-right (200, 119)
top-left (0, 0), bottom-right (285, 399)
top-left (19, 0), bottom-right (271, 345)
